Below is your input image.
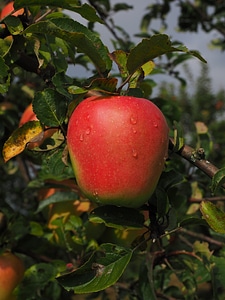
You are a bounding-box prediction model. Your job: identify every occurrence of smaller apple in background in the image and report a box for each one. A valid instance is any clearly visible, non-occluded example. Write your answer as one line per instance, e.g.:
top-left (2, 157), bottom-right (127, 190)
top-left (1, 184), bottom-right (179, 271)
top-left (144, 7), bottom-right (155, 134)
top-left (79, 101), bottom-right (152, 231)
top-left (38, 179), bottom-right (105, 245)
top-left (38, 179), bottom-right (93, 227)
top-left (19, 103), bottom-right (37, 126)
top-left (101, 227), bottom-right (146, 248)
top-left (0, 251), bottom-right (25, 300)
top-left (0, 1), bottom-right (24, 19)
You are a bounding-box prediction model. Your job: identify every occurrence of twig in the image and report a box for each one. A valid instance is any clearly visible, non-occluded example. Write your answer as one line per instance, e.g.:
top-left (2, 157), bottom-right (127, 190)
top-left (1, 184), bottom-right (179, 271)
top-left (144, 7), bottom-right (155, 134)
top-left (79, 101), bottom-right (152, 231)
top-left (190, 196), bottom-right (225, 202)
top-left (156, 292), bottom-right (177, 300)
top-left (166, 249), bottom-right (203, 261)
top-left (180, 228), bottom-right (225, 248)
top-left (169, 138), bottom-right (225, 189)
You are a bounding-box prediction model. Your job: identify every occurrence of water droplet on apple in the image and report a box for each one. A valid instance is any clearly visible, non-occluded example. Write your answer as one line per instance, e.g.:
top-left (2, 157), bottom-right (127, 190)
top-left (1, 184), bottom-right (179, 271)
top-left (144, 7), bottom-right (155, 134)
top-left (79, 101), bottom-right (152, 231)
top-left (130, 115), bottom-right (137, 125)
top-left (132, 149), bottom-right (138, 158)
top-left (132, 128), bottom-right (137, 134)
top-left (79, 134), bottom-right (84, 141)
top-left (93, 190), bottom-right (99, 201)
top-left (85, 127), bottom-right (91, 135)
top-left (153, 122), bottom-right (158, 128)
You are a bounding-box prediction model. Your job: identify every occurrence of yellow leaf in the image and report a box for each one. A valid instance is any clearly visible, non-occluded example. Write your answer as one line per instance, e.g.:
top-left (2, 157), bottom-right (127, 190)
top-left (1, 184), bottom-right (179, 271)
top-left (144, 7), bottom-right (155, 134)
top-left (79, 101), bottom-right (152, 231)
top-left (195, 121), bottom-right (208, 134)
top-left (2, 121), bottom-right (43, 162)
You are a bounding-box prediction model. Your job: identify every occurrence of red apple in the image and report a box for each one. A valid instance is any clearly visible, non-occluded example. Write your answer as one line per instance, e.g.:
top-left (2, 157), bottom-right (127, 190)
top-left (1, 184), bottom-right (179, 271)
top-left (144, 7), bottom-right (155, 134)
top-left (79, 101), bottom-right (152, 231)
top-left (19, 103), bottom-right (37, 126)
top-left (0, 252), bottom-right (25, 300)
top-left (67, 95), bottom-right (169, 208)
top-left (0, 2), bottom-right (24, 20)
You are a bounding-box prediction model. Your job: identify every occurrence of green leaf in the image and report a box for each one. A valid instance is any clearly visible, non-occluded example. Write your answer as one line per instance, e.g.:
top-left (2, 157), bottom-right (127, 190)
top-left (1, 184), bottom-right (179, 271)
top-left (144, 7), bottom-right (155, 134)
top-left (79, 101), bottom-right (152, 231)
top-left (14, 0), bottom-right (103, 23)
top-left (18, 263), bottom-right (60, 298)
top-left (3, 15), bottom-right (24, 35)
top-left (57, 243), bottom-right (132, 294)
top-left (39, 148), bottom-right (74, 181)
top-left (109, 50), bottom-right (129, 80)
top-left (52, 72), bottom-right (73, 98)
top-left (127, 34), bottom-right (207, 76)
top-left (33, 88), bottom-right (67, 127)
top-left (138, 262), bottom-right (157, 300)
top-left (200, 201), bottom-right (225, 234)
top-left (155, 187), bottom-right (169, 217)
top-left (173, 121), bottom-right (185, 152)
top-left (29, 221), bottom-right (44, 237)
top-left (180, 217), bottom-right (207, 227)
top-left (211, 256), bottom-right (225, 297)
top-left (211, 167), bottom-right (225, 194)
top-left (193, 241), bottom-right (213, 261)
top-left (89, 205), bottom-right (145, 230)
top-left (0, 39), bottom-right (12, 57)
top-left (0, 56), bottom-right (9, 78)
top-left (68, 85), bottom-right (87, 95)
top-left (113, 3), bottom-right (133, 12)
top-left (85, 77), bottom-right (118, 93)
top-left (36, 191), bottom-right (79, 213)
top-left (23, 18), bottom-right (111, 74)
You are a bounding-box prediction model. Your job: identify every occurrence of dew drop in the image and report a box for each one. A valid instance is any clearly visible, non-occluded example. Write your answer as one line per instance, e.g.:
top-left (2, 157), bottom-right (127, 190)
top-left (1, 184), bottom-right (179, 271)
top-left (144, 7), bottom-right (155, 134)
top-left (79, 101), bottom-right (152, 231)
top-left (132, 128), bottom-right (137, 134)
top-left (153, 122), bottom-right (158, 128)
top-left (93, 190), bottom-right (99, 200)
top-left (130, 115), bottom-right (137, 125)
top-left (79, 134), bottom-right (84, 141)
top-left (132, 149), bottom-right (138, 158)
top-left (85, 127), bottom-right (91, 135)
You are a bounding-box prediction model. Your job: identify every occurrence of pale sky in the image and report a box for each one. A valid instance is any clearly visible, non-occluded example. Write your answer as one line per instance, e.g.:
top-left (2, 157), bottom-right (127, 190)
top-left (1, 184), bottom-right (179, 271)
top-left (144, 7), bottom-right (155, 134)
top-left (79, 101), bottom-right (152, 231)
top-left (66, 0), bottom-right (224, 96)
top-left (94, 0), bottom-right (225, 94)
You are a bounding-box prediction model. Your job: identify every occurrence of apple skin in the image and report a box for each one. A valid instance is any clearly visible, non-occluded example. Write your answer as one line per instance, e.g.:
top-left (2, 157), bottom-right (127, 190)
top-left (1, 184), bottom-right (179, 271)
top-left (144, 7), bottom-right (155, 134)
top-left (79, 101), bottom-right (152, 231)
top-left (67, 95), bottom-right (169, 208)
top-left (0, 2), bottom-right (24, 19)
top-left (0, 252), bottom-right (25, 300)
top-left (19, 103), bottom-right (37, 126)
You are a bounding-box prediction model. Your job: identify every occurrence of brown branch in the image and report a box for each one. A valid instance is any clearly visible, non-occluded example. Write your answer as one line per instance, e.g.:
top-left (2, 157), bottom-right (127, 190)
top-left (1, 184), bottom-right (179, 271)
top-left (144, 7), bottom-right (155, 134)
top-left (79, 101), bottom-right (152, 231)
top-left (180, 228), bottom-right (225, 248)
top-left (190, 196), bottom-right (225, 203)
top-left (169, 138), bottom-right (225, 189)
top-left (166, 249), bottom-right (203, 261)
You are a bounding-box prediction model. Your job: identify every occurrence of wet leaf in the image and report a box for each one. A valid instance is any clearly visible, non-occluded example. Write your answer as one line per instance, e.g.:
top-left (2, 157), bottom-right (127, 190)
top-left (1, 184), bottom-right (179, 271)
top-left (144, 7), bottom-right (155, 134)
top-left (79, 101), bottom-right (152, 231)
top-left (2, 121), bottom-right (43, 162)
top-left (200, 201), bottom-right (225, 234)
top-left (57, 243), bottom-right (132, 294)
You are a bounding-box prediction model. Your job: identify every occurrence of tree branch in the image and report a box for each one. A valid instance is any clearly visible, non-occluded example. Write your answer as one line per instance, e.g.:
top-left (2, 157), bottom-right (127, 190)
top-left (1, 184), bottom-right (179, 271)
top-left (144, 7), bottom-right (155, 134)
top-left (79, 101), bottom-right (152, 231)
top-left (169, 138), bottom-right (225, 189)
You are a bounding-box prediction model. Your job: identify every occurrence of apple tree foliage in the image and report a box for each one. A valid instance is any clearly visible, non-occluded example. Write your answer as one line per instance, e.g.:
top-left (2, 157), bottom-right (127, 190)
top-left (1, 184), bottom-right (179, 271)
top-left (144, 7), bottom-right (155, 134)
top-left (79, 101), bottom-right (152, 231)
top-left (1, 0), bottom-right (225, 299)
